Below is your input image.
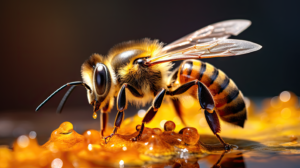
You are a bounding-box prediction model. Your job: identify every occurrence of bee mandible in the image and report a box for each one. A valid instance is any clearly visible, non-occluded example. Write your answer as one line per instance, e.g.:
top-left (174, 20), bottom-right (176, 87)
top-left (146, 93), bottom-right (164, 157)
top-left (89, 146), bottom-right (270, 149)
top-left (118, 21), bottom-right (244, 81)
top-left (36, 20), bottom-right (261, 150)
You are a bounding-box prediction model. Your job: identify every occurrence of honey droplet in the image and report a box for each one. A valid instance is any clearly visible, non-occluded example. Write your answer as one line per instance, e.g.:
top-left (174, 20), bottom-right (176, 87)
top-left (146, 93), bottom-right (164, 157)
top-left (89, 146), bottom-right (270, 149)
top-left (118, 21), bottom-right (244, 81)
top-left (181, 127), bottom-right (199, 145)
top-left (93, 112), bottom-right (97, 119)
top-left (152, 128), bottom-right (162, 135)
top-left (164, 121), bottom-right (176, 131)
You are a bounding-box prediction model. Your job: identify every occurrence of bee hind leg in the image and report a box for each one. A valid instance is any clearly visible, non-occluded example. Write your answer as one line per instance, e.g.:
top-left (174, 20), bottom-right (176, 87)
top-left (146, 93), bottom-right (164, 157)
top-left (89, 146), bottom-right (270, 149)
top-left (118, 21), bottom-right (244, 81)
top-left (212, 150), bottom-right (227, 167)
top-left (170, 98), bottom-right (186, 126)
top-left (204, 109), bottom-right (230, 151)
top-left (131, 88), bottom-right (166, 141)
top-left (167, 80), bottom-right (230, 151)
top-left (197, 81), bottom-right (230, 151)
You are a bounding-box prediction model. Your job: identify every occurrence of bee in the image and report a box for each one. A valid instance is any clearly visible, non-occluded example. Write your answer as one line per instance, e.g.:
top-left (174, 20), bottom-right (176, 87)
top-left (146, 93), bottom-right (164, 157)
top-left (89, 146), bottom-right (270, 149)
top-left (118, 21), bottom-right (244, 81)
top-left (36, 20), bottom-right (261, 150)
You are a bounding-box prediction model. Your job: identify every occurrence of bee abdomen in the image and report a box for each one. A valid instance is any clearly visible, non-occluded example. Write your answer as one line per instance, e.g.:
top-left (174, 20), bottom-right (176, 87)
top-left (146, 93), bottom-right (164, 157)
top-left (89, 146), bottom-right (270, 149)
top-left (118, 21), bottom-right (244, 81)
top-left (178, 60), bottom-right (246, 127)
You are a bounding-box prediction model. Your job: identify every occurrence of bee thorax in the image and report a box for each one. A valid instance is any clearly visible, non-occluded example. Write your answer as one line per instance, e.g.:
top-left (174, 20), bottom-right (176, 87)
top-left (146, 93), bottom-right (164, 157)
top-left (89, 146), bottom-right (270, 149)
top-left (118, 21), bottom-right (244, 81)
top-left (117, 65), bottom-right (163, 97)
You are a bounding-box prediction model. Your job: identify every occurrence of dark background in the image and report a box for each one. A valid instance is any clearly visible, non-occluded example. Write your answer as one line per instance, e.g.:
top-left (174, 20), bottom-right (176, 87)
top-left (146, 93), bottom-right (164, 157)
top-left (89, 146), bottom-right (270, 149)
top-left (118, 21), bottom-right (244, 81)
top-left (0, 0), bottom-right (299, 141)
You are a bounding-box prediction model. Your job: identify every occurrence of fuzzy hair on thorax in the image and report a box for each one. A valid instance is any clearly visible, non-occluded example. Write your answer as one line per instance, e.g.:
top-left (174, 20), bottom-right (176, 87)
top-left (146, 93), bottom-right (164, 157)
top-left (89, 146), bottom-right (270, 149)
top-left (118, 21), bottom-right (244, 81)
top-left (107, 39), bottom-right (173, 106)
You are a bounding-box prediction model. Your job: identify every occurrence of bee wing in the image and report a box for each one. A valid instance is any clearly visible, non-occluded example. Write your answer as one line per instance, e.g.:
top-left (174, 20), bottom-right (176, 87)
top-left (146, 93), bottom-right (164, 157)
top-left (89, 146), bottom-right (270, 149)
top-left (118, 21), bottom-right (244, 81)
top-left (161, 20), bottom-right (251, 53)
top-left (146, 39), bottom-right (261, 66)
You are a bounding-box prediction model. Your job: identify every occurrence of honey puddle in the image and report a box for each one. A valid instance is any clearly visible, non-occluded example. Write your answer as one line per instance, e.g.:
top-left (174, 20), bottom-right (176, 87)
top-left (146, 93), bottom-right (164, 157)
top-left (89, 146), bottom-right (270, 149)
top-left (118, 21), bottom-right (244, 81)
top-left (1, 91), bottom-right (300, 168)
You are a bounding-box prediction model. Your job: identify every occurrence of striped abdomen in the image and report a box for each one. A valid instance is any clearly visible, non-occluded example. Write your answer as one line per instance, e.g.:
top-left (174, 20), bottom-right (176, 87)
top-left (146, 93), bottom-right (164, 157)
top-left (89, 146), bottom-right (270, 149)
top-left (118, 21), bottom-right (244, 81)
top-left (177, 60), bottom-right (246, 127)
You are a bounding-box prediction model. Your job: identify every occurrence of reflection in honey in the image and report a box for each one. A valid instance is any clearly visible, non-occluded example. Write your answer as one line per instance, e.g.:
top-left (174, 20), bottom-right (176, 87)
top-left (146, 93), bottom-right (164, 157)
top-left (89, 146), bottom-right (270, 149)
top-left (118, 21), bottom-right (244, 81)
top-left (0, 91), bottom-right (300, 167)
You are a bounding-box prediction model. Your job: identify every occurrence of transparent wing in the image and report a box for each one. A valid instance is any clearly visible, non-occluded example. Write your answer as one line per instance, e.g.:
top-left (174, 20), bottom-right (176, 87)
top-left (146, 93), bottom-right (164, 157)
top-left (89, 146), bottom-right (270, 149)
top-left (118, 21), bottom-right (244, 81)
top-left (161, 20), bottom-right (251, 53)
top-left (146, 39), bottom-right (262, 66)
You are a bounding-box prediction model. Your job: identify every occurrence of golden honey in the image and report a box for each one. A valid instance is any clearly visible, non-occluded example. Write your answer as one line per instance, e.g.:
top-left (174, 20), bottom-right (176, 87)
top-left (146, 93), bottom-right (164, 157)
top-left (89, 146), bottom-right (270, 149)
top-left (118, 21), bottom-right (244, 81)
top-left (0, 91), bottom-right (300, 167)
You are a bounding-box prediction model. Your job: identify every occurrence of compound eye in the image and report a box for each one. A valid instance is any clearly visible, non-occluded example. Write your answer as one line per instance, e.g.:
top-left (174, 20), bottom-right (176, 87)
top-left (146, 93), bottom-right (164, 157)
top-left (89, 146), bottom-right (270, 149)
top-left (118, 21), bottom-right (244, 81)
top-left (94, 63), bottom-right (107, 95)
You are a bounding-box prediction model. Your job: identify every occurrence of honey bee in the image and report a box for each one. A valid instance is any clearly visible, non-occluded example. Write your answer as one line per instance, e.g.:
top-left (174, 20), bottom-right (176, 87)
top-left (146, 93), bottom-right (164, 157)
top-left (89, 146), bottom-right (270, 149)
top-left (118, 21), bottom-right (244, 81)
top-left (36, 20), bottom-right (261, 150)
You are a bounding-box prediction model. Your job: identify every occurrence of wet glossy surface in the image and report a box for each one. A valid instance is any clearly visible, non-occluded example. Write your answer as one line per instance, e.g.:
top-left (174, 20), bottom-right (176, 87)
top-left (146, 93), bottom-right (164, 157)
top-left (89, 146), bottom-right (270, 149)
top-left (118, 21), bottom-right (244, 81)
top-left (0, 91), bottom-right (300, 167)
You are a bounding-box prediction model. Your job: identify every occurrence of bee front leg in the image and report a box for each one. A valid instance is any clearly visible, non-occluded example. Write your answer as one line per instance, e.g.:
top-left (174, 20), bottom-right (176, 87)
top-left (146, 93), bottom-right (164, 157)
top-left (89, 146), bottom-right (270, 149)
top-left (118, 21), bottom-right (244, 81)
top-left (100, 112), bottom-right (108, 137)
top-left (104, 111), bottom-right (124, 143)
top-left (131, 88), bottom-right (166, 141)
top-left (104, 83), bottom-right (143, 143)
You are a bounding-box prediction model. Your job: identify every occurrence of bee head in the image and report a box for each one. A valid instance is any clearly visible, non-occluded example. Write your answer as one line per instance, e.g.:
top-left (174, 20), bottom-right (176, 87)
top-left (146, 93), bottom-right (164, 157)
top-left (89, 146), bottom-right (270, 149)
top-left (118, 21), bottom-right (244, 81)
top-left (81, 54), bottom-right (113, 112)
top-left (35, 53), bottom-right (114, 114)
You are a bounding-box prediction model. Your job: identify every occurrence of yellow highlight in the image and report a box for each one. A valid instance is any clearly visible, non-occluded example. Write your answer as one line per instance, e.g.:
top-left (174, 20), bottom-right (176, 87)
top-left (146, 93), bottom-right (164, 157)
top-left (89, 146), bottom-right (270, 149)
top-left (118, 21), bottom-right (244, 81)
top-left (281, 108), bottom-right (291, 119)
top-left (181, 96), bottom-right (195, 109)
top-left (270, 96), bottom-right (280, 108)
top-left (93, 112), bottom-right (97, 119)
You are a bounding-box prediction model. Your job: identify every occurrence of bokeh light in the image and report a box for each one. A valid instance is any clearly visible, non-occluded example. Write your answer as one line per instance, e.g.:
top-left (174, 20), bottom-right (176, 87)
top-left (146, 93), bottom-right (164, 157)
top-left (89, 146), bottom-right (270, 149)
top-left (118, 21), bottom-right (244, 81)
top-left (51, 158), bottom-right (63, 168)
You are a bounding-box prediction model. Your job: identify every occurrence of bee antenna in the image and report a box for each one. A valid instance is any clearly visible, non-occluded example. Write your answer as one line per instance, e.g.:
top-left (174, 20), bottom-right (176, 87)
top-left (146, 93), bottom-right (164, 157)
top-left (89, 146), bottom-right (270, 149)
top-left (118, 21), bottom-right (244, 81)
top-left (35, 81), bottom-right (92, 112)
top-left (56, 85), bottom-right (76, 114)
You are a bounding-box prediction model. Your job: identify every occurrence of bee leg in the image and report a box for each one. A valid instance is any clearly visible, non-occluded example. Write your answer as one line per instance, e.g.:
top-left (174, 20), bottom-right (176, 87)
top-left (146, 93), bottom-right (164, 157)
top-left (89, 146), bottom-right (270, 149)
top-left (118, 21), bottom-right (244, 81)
top-left (170, 98), bottom-right (186, 126)
top-left (104, 110), bottom-right (124, 143)
top-left (131, 88), bottom-right (166, 141)
top-left (104, 83), bottom-right (143, 143)
top-left (197, 81), bottom-right (230, 151)
top-left (212, 151), bottom-right (227, 168)
top-left (100, 112), bottom-right (108, 137)
top-left (167, 80), bottom-right (230, 150)
top-left (204, 109), bottom-right (230, 151)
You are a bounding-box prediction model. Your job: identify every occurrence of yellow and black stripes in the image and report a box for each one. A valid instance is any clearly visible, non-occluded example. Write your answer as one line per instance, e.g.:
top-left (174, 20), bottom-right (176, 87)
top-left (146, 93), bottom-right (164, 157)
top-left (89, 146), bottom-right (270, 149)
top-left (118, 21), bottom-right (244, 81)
top-left (210, 68), bottom-right (219, 85)
top-left (177, 60), bottom-right (246, 127)
top-left (198, 62), bottom-right (206, 80)
top-left (179, 60), bottom-right (193, 83)
top-left (226, 88), bottom-right (240, 104)
top-left (218, 76), bottom-right (230, 94)
top-left (216, 92), bottom-right (247, 127)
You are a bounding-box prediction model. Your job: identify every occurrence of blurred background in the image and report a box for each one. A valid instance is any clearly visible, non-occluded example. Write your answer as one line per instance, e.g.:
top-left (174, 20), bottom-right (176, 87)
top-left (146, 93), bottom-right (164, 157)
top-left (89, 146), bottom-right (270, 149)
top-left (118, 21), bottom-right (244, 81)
top-left (0, 0), bottom-right (299, 145)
